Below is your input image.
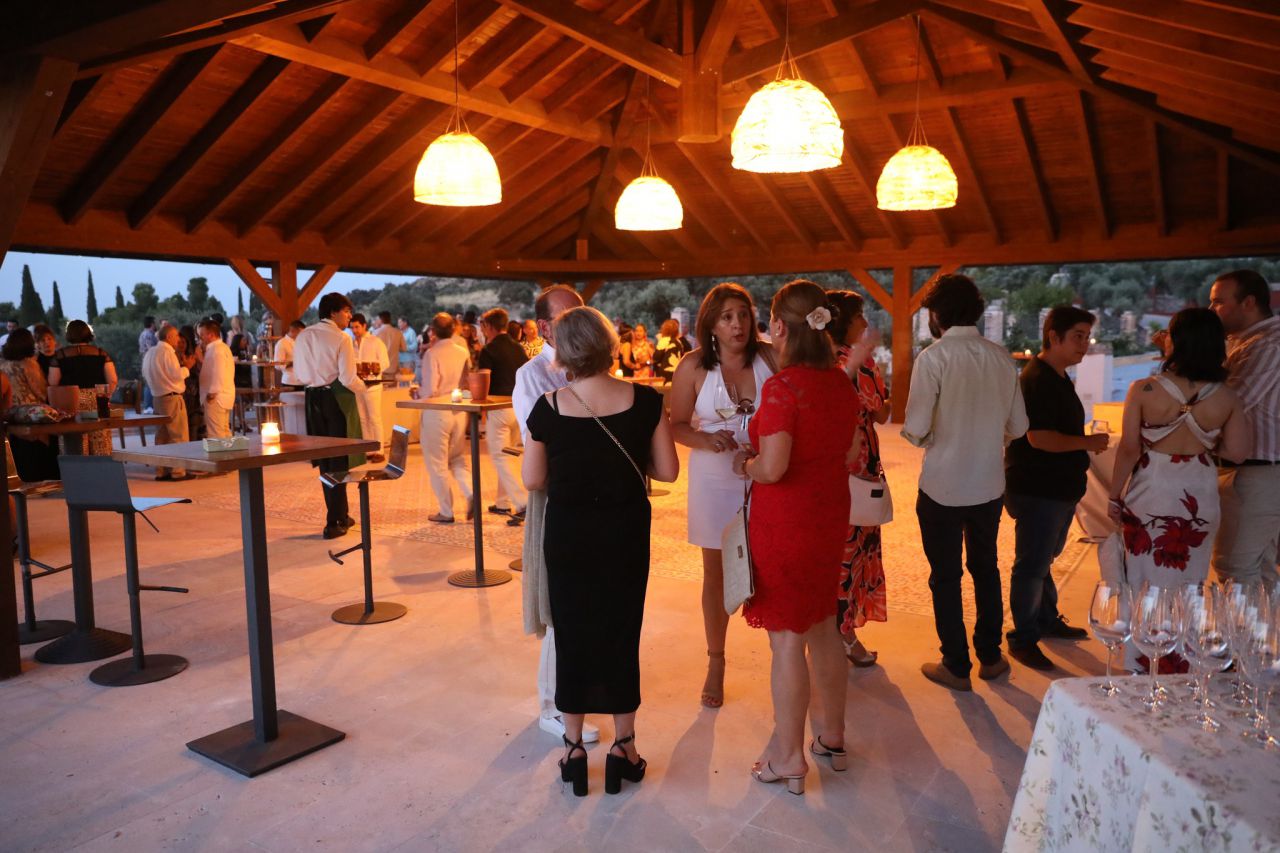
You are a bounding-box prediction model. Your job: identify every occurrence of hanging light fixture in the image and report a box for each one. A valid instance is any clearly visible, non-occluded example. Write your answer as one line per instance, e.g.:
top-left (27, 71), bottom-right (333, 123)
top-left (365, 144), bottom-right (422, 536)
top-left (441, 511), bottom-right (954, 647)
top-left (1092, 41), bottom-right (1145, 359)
top-left (616, 78), bottom-right (683, 231)
top-left (876, 15), bottom-right (957, 211)
top-left (731, 0), bottom-right (843, 173)
top-left (413, 2), bottom-right (501, 206)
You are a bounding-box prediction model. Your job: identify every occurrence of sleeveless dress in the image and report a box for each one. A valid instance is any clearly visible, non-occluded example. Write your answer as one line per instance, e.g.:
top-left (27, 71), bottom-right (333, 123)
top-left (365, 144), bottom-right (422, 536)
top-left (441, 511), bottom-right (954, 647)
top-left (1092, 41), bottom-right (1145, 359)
top-left (527, 384), bottom-right (664, 714)
top-left (837, 352), bottom-right (889, 634)
top-left (1118, 374), bottom-right (1222, 671)
top-left (743, 366), bottom-right (860, 633)
top-left (686, 356), bottom-right (775, 549)
top-left (50, 344), bottom-right (114, 456)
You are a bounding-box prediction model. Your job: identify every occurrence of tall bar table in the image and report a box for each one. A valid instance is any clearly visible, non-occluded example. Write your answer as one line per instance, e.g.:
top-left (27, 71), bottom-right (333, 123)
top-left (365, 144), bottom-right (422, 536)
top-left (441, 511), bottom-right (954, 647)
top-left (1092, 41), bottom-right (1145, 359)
top-left (7, 414), bottom-right (171, 665)
top-left (114, 433), bottom-right (378, 777)
top-left (397, 395), bottom-right (513, 588)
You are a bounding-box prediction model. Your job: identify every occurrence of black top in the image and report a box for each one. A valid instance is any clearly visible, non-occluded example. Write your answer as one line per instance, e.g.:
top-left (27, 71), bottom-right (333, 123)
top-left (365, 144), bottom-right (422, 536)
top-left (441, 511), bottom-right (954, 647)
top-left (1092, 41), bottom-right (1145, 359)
top-left (477, 333), bottom-right (528, 396)
top-left (1005, 355), bottom-right (1089, 501)
top-left (36, 352), bottom-right (53, 378)
top-left (50, 344), bottom-right (113, 388)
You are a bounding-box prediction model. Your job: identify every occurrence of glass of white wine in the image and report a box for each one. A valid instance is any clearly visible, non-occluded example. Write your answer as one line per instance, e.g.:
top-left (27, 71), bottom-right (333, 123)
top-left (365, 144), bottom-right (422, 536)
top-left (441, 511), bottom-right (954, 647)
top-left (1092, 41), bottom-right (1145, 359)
top-left (1089, 581), bottom-right (1132, 697)
top-left (713, 381), bottom-right (737, 425)
top-left (1132, 583), bottom-right (1179, 712)
top-left (1181, 585), bottom-right (1231, 732)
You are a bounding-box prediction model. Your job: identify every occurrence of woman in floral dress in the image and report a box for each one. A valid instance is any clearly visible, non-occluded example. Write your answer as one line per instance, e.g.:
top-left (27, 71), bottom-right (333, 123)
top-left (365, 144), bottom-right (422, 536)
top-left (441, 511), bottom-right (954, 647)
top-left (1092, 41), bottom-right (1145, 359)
top-left (1107, 309), bottom-right (1249, 671)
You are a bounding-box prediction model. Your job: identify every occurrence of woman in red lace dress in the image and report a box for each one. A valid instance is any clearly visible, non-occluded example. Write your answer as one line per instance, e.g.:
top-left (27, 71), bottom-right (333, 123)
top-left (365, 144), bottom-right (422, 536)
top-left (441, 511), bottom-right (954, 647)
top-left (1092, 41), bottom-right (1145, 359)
top-left (732, 280), bottom-right (864, 795)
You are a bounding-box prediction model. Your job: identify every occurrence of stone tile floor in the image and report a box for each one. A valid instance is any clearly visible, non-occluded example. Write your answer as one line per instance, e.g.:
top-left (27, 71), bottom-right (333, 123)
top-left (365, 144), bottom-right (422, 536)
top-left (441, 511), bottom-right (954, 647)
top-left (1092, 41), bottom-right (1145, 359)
top-left (1, 435), bottom-right (1108, 852)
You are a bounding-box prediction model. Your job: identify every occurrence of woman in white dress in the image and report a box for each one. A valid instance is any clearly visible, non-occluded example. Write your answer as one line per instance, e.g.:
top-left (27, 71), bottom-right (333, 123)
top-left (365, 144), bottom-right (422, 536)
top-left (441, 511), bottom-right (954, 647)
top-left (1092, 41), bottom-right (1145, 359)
top-left (670, 283), bottom-right (777, 707)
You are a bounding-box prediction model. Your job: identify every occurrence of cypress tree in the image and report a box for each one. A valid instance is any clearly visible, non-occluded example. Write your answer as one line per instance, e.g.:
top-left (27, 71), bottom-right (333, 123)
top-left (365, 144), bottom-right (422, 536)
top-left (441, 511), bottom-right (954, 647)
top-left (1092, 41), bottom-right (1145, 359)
top-left (86, 270), bottom-right (99, 321)
top-left (18, 264), bottom-right (46, 327)
top-left (49, 281), bottom-right (64, 329)
top-left (115, 285), bottom-right (126, 310)
top-left (237, 289), bottom-right (245, 317)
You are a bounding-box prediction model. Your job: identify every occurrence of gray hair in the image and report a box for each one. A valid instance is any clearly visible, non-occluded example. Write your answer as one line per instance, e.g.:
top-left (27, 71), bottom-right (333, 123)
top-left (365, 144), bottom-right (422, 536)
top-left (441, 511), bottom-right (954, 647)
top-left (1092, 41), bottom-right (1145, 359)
top-left (552, 306), bottom-right (618, 379)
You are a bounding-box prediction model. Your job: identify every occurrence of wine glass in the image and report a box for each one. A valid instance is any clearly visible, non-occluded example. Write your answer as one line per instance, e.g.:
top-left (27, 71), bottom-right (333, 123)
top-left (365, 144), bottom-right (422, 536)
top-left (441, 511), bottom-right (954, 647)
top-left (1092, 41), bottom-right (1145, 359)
top-left (1223, 582), bottom-right (1269, 720)
top-left (1132, 583), bottom-right (1178, 711)
top-left (1175, 581), bottom-right (1213, 698)
top-left (1180, 585), bottom-right (1231, 732)
top-left (1243, 613), bottom-right (1280, 749)
top-left (1089, 581), bottom-right (1132, 697)
top-left (712, 381), bottom-right (737, 426)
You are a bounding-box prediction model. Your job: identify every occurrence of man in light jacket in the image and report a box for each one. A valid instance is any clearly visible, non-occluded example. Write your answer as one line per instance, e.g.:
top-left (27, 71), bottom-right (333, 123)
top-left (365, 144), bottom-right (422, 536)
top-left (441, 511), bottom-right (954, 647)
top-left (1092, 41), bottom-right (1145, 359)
top-left (198, 318), bottom-right (236, 439)
top-left (141, 323), bottom-right (196, 480)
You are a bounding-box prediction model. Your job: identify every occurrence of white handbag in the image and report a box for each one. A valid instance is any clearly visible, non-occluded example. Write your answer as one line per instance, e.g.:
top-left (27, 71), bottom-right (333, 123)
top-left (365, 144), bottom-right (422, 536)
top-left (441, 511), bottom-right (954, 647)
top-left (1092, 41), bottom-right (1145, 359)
top-left (848, 473), bottom-right (893, 527)
top-left (721, 484), bottom-right (754, 615)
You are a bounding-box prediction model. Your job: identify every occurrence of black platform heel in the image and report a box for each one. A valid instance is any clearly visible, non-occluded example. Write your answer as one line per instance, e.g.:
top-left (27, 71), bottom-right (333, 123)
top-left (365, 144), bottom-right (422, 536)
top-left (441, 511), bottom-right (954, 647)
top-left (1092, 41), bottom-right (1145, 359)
top-left (604, 733), bottom-right (647, 795)
top-left (559, 735), bottom-right (588, 797)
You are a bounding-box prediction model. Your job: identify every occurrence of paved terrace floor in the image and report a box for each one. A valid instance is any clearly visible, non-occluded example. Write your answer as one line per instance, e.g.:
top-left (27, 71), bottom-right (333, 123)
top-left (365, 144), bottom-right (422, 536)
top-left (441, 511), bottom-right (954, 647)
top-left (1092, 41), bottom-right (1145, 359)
top-left (2, 432), bottom-right (1109, 852)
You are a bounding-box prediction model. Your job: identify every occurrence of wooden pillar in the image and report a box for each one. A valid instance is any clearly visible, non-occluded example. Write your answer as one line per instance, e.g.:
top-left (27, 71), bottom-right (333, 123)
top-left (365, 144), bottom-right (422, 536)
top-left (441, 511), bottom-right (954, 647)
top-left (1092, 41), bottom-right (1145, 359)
top-left (891, 265), bottom-right (913, 424)
top-left (271, 260), bottom-right (298, 327)
top-left (0, 55), bottom-right (76, 267)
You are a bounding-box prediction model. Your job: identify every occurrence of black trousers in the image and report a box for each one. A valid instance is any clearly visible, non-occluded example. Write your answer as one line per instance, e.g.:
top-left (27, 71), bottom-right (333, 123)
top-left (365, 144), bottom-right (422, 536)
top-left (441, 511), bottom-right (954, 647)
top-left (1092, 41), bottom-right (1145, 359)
top-left (304, 387), bottom-right (349, 528)
top-left (916, 490), bottom-right (1004, 678)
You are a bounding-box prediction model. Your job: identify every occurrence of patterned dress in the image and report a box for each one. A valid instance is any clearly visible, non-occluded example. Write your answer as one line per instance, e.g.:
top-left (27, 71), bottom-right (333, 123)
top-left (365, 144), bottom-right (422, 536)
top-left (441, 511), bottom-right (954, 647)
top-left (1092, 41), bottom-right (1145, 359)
top-left (837, 351), bottom-right (889, 636)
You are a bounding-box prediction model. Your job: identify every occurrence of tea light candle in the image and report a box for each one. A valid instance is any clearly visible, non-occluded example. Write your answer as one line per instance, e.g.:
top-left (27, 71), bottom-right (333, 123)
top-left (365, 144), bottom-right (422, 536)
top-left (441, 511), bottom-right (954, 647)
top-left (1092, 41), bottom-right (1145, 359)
top-left (615, 369), bottom-right (624, 378)
top-left (450, 388), bottom-right (463, 403)
top-left (260, 422), bottom-right (281, 444)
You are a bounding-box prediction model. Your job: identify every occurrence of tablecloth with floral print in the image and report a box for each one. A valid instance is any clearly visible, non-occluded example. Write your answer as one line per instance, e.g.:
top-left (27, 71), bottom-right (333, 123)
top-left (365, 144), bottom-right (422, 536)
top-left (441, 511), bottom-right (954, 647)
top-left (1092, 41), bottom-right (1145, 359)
top-left (1004, 676), bottom-right (1280, 852)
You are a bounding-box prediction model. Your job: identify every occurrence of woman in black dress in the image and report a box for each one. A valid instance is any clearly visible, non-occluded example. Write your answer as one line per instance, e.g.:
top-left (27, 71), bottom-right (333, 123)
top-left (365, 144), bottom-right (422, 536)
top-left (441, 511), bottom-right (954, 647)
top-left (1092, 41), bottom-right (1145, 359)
top-left (522, 306), bottom-right (679, 797)
top-left (48, 320), bottom-right (117, 456)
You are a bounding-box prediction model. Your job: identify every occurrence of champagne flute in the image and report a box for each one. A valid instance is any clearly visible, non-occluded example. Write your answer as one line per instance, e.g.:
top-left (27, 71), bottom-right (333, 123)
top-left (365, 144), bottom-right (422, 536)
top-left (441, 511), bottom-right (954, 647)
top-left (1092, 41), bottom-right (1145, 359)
top-left (1132, 583), bottom-right (1178, 711)
top-left (1181, 585), bottom-right (1231, 732)
top-left (1089, 581), bottom-right (1132, 697)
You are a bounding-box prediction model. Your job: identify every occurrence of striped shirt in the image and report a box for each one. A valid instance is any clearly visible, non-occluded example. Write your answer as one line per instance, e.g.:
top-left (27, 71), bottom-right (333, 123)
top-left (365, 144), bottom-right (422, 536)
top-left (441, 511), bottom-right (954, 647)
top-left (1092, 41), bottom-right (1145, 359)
top-left (1225, 315), bottom-right (1280, 461)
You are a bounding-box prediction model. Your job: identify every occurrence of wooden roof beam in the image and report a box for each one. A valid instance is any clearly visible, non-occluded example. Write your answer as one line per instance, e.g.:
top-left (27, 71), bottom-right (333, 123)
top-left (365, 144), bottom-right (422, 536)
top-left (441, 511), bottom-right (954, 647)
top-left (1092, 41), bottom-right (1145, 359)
top-left (749, 175), bottom-right (816, 252)
top-left (497, 187), bottom-right (594, 255)
top-left (496, 0), bottom-right (685, 86)
top-left (478, 155), bottom-right (602, 247)
top-left (1023, 0), bottom-right (1096, 84)
top-left (1009, 97), bottom-right (1056, 242)
top-left (881, 114), bottom-right (952, 246)
top-left (226, 257), bottom-right (286, 320)
top-left (613, 148), bottom-right (704, 257)
top-left (915, 17), bottom-right (944, 88)
top-left (723, 0), bottom-right (922, 84)
top-left (1072, 91), bottom-right (1110, 239)
top-left (233, 24), bottom-right (613, 145)
top-left (363, 0), bottom-right (449, 62)
top-left (1068, 7), bottom-right (1276, 76)
top-left (694, 0), bottom-right (746, 73)
top-left (910, 263), bottom-right (960, 314)
top-left (647, 145), bottom-right (737, 250)
top-left (1070, 0), bottom-right (1279, 50)
top-left (187, 75), bottom-right (349, 233)
top-left (578, 71), bottom-right (645, 241)
top-left (938, 107), bottom-right (1000, 244)
top-left (297, 263), bottom-right (339, 315)
top-left (129, 56), bottom-right (290, 231)
top-left (802, 171), bottom-right (862, 250)
top-left (847, 267), bottom-right (893, 312)
top-left (523, 216), bottom-right (583, 260)
top-left (1148, 119), bottom-right (1167, 237)
top-left (54, 74), bottom-right (111, 138)
top-left (1083, 32), bottom-right (1280, 97)
top-left (921, 2), bottom-right (1280, 177)
top-left (1217, 151), bottom-right (1231, 232)
top-left (457, 15), bottom-right (544, 90)
top-left (674, 142), bottom-right (770, 249)
top-left (412, 2), bottom-right (504, 74)
top-left (840, 145), bottom-right (909, 250)
top-left (59, 46), bottom-right (220, 226)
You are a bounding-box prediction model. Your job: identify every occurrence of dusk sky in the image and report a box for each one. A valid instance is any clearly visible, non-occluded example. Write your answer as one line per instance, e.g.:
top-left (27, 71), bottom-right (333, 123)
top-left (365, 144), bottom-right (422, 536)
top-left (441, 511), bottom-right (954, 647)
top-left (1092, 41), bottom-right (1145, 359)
top-left (0, 251), bottom-right (418, 321)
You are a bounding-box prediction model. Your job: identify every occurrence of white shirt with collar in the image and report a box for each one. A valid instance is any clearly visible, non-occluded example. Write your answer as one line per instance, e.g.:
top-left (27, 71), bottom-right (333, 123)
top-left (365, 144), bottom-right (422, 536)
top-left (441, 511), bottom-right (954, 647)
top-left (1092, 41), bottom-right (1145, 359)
top-left (141, 339), bottom-right (189, 397)
top-left (200, 338), bottom-right (236, 409)
top-left (353, 331), bottom-right (390, 375)
top-left (420, 336), bottom-right (470, 398)
top-left (513, 343), bottom-right (567, 441)
top-left (274, 334), bottom-right (298, 385)
top-left (902, 325), bottom-right (1029, 506)
top-left (291, 318), bottom-right (365, 397)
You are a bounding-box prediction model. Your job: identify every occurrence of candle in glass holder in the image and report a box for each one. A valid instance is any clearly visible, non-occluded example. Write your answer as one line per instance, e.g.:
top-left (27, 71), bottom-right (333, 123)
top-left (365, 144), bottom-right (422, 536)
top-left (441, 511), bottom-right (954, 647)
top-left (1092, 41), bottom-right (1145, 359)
top-left (450, 388), bottom-right (463, 403)
top-left (260, 422), bottom-right (281, 444)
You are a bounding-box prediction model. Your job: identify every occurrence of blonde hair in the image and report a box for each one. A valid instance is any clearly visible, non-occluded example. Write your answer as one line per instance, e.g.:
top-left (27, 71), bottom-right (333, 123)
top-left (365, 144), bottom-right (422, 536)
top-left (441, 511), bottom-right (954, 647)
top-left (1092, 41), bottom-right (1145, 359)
top-left (552, 306), bottom-right (619, 378)
top-left (771, 279), bottom-right (836, 369)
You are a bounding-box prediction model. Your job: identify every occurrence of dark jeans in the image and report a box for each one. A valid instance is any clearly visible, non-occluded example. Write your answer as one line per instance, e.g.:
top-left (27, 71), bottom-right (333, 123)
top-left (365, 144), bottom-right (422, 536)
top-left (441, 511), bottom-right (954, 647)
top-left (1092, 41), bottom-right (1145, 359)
top-left (917, 490), bottom-right (1004, 678)
top-left (1004, 492), bottom-right (1076, 649)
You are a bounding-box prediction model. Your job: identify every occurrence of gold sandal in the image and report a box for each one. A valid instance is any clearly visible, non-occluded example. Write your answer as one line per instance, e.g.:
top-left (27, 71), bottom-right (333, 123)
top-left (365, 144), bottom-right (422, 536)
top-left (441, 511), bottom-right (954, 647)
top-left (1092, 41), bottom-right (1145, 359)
top-left (700, 651), bottom-right (725, 708)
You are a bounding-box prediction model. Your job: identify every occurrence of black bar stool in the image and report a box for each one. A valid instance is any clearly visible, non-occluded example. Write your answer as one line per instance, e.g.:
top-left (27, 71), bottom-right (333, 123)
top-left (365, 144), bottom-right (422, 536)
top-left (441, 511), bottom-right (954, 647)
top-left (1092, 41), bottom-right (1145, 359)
top-left (58, 456), bottom-right (193, 686)
top-left (6, 439), bottom-right (74, 644)
top-left (322, 426), bottom-right (409, 625)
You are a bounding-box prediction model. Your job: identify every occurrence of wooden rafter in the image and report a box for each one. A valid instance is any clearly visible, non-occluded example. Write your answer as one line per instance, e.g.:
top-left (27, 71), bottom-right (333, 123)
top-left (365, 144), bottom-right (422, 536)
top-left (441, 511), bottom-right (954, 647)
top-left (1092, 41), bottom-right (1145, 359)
top-left (412, 2), bottom-right (503, 74)
top-left (881, 115), bottom-right (952, 247)
top-left (647, 145), bottom-right (736, 249)
top-left (840, 145), bottom-right (909, 250)
top-left (578, 71), bottom-right (643, 241)
top-left (479, 155), bottom-right (602, 247)
top-left (748, 175), bottom-right (815, 252)
top-left (1023, 0), bottom-right (1095, 83)
top-left (363, 0), bottom-right (448, 62)
top-left (1083, 33), bottom-right (1280, 98)
top-left (458, 15), bottom-right (543, 90)
top-left (54, 74), bottom-right (111, 138)
top-left (297, 264), bottom-right (339, 314)
top-left (496, 0), bottom-right (684, 86)
top-left (499, 187), bottom-right (594, 255)
top-left (1009, 98), bottom-right (1056, 241)
top-left (939, 106), bottom-right (1001, 243)
top-left (914, 17), bottom-right (944, 88)
top-left (803, 171), bottom-right (862, 250)
top-left (910, 263), bottom-right (960, 314)
top-left (674, 142), bottom-right (769, 249)
top-left (1217, 151), bottom-right (1231, 231)
top-left (847, 267), bottom-right (893, 312)
top-left (1096, 68), bottom-right (1280, 141)
top-left (227, 258), bottom-right (285, 320)
top-left (187, 75), bottom-right (349, 233)
top-left (1148, 119), bottom-right (1167, 237)
top-left (129, 56), bottom-right (290, 231)
top-left (234, 24), bottom-right (613, 145)
top-left (1068, 7), bottom-right (1275, 76)
top-left (1072, 0), bottom-right (1279, 51)
top-left (613, 148), bottom-right (703, 257)
top-left (694, 0), bottom-right (746, 72)
top-left (1072, 90), bottom-right (1110, 239)
top-left (59, 46), bottom-right (220, 226)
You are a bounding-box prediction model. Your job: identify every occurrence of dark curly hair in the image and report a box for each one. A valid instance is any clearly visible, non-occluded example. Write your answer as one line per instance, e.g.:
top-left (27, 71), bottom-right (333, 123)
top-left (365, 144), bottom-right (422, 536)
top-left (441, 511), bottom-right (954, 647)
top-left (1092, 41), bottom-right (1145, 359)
top-left (920, 273), bottom-right (983, 329)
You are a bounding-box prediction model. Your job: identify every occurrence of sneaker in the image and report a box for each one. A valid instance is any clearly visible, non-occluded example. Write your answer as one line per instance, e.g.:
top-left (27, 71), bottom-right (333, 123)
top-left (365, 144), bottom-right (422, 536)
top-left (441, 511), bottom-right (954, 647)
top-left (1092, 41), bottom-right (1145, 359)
top-left (921, 661), bottom-right (972, 692)
top-left (428, 513), bottom-right (454, 524)
top-left (1042, 614), bottom-right (1089, 640)
top-left (1008, 644), bottom-right (1055, 671)
top-left (978, 655), bottom-right (1011, 680)
top-left (538, 714), bottom-right (600, 743)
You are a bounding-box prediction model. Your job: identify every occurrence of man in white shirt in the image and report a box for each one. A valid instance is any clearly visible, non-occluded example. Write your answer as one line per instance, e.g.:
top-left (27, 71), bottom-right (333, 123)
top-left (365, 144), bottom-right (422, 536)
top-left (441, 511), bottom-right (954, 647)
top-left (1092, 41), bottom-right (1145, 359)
top-left (350, 313), bottom-right (390, 462)
top-left (274, 320), bottom-right (305, 387)
top-left (902, 273), bottom-right (1029, 692)
top-left (512, 285), bottom-right (597, 744)
top-left (372, 311), bottom-right (404, 379)
top-left (293, 293), bottom-right (369, 539)
top-left (141, 324), bottom-right (196, 480)
top-left (418, 313), bottom-right (472, 523)
top-left (198, 318), bottom-right (236, 439)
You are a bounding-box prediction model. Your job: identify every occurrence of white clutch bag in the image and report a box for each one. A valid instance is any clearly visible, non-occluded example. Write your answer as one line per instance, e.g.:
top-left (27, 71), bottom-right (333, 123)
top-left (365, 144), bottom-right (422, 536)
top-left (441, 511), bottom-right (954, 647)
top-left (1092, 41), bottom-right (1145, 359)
top-left (721, 488), bottom-right (754, 615)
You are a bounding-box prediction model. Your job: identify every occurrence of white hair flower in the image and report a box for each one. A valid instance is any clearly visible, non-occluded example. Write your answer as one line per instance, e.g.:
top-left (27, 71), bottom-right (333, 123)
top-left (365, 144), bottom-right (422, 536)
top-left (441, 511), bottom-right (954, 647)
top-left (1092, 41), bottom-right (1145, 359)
top-left (805, 306), bottom-right (832, 331)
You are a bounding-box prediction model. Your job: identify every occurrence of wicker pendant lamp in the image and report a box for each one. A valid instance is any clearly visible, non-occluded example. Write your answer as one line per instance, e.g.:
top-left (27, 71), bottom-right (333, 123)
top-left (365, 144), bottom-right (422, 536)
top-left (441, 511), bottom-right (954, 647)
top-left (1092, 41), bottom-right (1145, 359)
top-left (876, 16), bottom-right (957, 211)
top-left (730, 1), bottom-right (843, 173)
top-left (413, 3), bottom-right (501, 206)
top-left (616, 79), bottom-right (683, 231)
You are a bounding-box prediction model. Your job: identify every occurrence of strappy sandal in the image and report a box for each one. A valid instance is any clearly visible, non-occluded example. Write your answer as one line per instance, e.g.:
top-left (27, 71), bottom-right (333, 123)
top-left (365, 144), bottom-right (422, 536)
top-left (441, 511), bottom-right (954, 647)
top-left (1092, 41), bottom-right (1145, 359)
top-left (751, 760), bottom-right (806, 795)
top-left (844, 637), bottom-right (879, 668)
top-left (604, 733), bottom-right (646, 795)
top-left (701, 650), bottom-right (725, 708)
top-left (559, 734), bottom-right (587, 797)
top-left (809, 736), bottom-right (848, 771)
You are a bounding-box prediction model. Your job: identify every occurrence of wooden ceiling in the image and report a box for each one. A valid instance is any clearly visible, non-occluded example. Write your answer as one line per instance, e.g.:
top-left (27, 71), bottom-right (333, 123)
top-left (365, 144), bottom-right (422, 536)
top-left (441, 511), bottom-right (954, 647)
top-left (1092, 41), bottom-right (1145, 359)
top-left (5, 0), bottom-right (1280, 280)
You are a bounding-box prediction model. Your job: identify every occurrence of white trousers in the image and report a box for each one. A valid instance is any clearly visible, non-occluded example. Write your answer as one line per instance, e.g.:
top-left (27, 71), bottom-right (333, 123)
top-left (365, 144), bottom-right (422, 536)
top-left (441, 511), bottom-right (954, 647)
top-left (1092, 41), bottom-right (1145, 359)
top-left (420, 409), bottom-right (472, 518)
top-left (356, 383), bottom-right (383, 448)
top-left (539, 626), bottom-right (557, 717)
top-left (204, 399), bottom-right (231, 438)
top-left (485, 407), bottom-right (526, 511)
top-left (1214, 465), bottom-right (1280, 591)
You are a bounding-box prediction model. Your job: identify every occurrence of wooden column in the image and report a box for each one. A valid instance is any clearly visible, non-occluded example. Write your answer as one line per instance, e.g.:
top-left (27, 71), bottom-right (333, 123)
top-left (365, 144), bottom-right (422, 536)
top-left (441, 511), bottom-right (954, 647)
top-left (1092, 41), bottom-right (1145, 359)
top-left (0, 55), bottom-right (76, 267)
top-left (891, 265), bottom-right (913, 424)
top-left (228, 259), bottom-right (336, 326)
top-left (271, 260), bottom-right (298, 327)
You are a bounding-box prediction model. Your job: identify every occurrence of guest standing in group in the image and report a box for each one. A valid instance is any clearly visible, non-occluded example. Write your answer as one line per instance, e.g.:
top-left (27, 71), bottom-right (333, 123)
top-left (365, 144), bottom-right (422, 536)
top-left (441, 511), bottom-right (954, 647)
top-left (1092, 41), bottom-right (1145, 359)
top-left (275, 320), bottom-right (305, 389)
top-left (372, 312), bottom-right (405, 380)
top-left (349, 313), bottom-right (389, 462)
top-left (477, 308), bottom-right (528, 520)
top-left (824, 291), bottom-right (889, 667)
top-left (293, 293), bottom-right (368, 540)
top-left (513, 286), bottom-right (600, 745)
top-left (1108, 308), bottom-right (1249, 670)
top-left (178, 325), bottom-right (202, 439)
top-left (1, 330), bottom-right (61, 481)
top-left (521, 319), bottom-right (544, 359)
top-left (398, 316), bottom-right (419, 374)
top-left (1003, 307), bottom-right (1109, 672)
top-left (1208, 269), bottom-right (1280, 591)
top-left (138, 316), bottom-right (158, 411)
top-left (903, 274), bottom-right (1029, 692)
top-left (419, 312), bottom-right (473, 523)
top-left (670, 283), bottom-right (777, 708)
top-left (197, 319), bottom-right (235, 439)
top-left (225, 315), bottom-right (255, 351)
top-left (653, 319), bottom-right (689, 383)
top-left (32, 325), bottom-right (57, 378)
top-left (731, 280), bottom-right (862, 795)
top-left (522, 306), bottom-right (678, 797)
top-left (618, 324), bottom-right (653, 377)
top-left (49, 320), bottom-right (118, 456)
top-left (141, 324), bottom-right (196, 481)
top-left (229, 333), bottom-right (252, 389)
